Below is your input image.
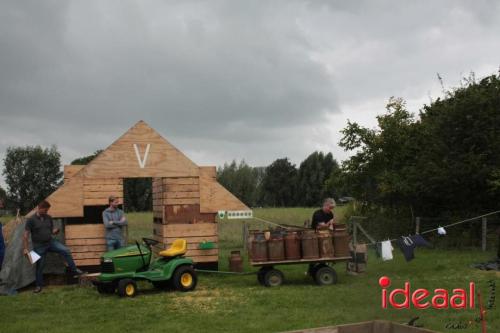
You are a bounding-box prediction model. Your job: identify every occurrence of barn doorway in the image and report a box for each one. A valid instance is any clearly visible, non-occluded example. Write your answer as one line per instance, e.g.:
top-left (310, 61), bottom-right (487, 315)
top-left (123, 177), bottom-right (153, 242)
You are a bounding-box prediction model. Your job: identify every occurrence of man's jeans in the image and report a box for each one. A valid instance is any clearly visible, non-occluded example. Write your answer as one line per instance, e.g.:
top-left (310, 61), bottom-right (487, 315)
top-left (106, 238), bottom-right (124, 251)
top-left (34, 239), bottom-right (78, 287)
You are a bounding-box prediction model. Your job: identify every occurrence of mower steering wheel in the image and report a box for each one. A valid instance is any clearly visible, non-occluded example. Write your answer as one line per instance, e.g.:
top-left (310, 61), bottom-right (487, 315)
top-left (142, 237), bottom-right (159, 247)
top-left (135, 240), bottom-right (146, 268)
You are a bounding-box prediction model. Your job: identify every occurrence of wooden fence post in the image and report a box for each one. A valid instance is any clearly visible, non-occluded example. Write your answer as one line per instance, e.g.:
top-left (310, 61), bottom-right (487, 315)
top-left (242, 222), bottom-right (248, 250)
top-left (482, 217), bottom-right (487, 252)
top-left (415, 217), bottom-right (421, 235)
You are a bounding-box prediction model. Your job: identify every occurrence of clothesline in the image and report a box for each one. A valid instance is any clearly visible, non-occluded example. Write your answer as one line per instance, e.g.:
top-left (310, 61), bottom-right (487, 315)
top-left (252, 209), bottom-right (500, 245)
top-left (379, 209), bottom-right (500, 243)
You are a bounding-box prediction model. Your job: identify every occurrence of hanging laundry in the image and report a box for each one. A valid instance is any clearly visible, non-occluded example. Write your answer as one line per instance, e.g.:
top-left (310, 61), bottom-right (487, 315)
top-left (437, 226), bottom-right (446, 235)
top-left (396, 234), bottom-right (431, 261)
top-left (380, 240), bottom-right (394, 261)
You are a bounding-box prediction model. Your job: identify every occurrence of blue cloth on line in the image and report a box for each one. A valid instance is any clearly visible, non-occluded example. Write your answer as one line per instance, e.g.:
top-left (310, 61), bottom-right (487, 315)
top-left (396, 234), bottom-right (431, 262)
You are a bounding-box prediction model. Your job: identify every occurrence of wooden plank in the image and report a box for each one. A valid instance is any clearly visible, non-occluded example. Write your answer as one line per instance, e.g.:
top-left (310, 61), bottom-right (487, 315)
top-left (189, 255), bottom-right (218, 263)
top-left (153, 223), bottom-right (217, 237)
top-left (163, 198), bottom-right (200, 205)
top-left (74, 258), bottom-right (101, 266)
top-left (164, 191), bottom-right (200, 199)
top-left (72, 251), bottom-right (105, 260)
top-left (163, 177), bottom-right (199, 185)
top-left (153, 235), bottom-right (218, 244)
top-left (65, 238), bottom-right (106, 246)
top-left (164, 184), bottom-right (199, 192)
top-left (84, 178), bottom-right (123, 185)
top-left (81, 121), bottom-right (200, 178)
top-left (65, 224), bottom-right (106, 239)
top-left (84, 198), bottom-right (123, 206)
top-left (64, 165), bottom-right (84, 181)
top-left (83, 184), bottom-right (123, 192)
top-left (84, 191), bottom-right (122, 199)
top-left (162, 204), bottom-right (216, 224)
top-left (43, 177), bottom-right (84, 218)
top-left (199, 175), bottom-right (249, 213)
top-left (68, 245), bottom-right (107, 253)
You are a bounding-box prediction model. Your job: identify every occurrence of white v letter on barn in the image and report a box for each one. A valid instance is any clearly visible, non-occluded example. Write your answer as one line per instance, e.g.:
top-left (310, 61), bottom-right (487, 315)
top-left (133, 144), bottom-right (151, 168)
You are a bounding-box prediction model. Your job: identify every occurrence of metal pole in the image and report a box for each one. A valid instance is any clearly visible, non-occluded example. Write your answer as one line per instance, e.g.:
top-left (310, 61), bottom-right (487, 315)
top-left (415, 217), bottom-right (421, 235)
top-left (482, 217), bottom-right (487, 252)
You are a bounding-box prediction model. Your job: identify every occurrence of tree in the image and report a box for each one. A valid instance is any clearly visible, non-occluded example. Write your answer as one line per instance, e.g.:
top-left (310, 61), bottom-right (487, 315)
top-left (3, 145), bottom-right (62, 213)
top-left (296, 152), bottom-right (338, 206)
top-left (71, 150), bottom-right (102, 165)
top-left (261, 158), bottom-right (297, 207)
top-left (339, 73), bottom-right (500, 216)
top-left (0, 185), bottom-right (7, 207)
top-left (217, 160), bottom-right (260, 207)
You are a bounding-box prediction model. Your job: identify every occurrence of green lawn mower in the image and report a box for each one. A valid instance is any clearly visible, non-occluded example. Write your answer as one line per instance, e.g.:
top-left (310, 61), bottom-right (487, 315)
top-left (93, 238), bottom-right (197, 297)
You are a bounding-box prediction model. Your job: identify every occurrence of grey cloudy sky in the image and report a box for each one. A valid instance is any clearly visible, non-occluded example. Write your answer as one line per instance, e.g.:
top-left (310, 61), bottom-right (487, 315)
top-left (1, 0), bottom-right (500, 186)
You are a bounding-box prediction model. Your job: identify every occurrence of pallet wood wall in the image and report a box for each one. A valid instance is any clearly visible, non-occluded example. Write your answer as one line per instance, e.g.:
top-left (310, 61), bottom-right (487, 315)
top-left (152, 223), bottom-right (218, 263)
top-left (65, 224), bottom-right (106, 266)
top-left (83, 178), bottom-right (123, 206)
top-left (81, 121), bottom-right (200, 179)
top-left (152, 176), bottom-right (218, 263)
top-left (26, 121), bottom-right (250, 267)
top-left (63, 165), bottom-right (85, 182)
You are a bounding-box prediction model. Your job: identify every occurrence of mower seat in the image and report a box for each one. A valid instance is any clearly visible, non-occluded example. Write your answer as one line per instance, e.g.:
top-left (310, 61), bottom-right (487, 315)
top-left (159, 239), bottom-right (187, 258)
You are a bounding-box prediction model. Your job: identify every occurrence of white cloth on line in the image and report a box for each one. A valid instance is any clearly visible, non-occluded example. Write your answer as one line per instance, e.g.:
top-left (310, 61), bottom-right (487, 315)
top-left (381, 240), bottom-right (394, 261)
top-left (437, 226), bottom-right (446, 235)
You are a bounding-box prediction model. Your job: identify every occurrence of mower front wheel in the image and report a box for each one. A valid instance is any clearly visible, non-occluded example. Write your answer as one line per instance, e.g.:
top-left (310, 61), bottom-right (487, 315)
top-left (117, 279), bottom-right (138, 297)
top-left (172, 266), bottom-right (197, 292)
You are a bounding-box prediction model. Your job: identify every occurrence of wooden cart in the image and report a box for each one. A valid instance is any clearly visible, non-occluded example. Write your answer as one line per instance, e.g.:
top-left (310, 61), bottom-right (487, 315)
top-left (250, 256), bottom-right (352, 287)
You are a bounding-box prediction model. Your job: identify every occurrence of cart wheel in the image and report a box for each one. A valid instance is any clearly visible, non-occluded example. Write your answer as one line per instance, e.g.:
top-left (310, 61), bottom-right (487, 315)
top-left (308, 263), bottom-right (326, 277)
top-left (117, 279), bottom-right (137, 297)
top-left (257, 267), bottom-right (271, 285)
top-left (314, 266), bottom-right (338, 286)
top-left (96, 283), bottom-right (116, 294)
top-left (264, 269), bottom-right (284, 287)
top-left (172, 265), bottom-right (197, 292)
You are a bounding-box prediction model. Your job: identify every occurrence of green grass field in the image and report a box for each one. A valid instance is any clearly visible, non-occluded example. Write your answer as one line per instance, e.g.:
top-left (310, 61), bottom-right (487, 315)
top-left (0, 207), bottom-right (498, 333)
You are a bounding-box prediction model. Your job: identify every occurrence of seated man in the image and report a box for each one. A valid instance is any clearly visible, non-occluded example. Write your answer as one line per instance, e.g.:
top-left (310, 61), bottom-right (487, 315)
top-left (311, 198), bottom-right (337, 230)
top-left (102, 196), bottom-right (128, 251)
top-left (23, 200), bottom-right (84, 293)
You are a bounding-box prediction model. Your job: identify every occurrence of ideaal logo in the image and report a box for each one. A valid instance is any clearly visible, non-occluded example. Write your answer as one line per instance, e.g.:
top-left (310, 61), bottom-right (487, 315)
top-left (379, 276), bottom-right (475, 309)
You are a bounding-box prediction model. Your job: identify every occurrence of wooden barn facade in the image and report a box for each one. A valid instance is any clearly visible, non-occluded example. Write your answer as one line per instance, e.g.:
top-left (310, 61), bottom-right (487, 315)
top-left (30, 121), bottom-right (249, 268)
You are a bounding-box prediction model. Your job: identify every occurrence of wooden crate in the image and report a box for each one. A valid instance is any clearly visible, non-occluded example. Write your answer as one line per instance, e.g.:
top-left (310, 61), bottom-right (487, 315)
top-left (65, 224), bottom-right (106, 266)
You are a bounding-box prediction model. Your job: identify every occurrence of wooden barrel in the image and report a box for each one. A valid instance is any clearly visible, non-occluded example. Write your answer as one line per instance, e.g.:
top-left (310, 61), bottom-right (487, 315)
top-left (268, 236), bottom-right (285, 261)
top-left (301, 230), bottom-right (319, 259)
top-left (333, 224), bottom-right (350, 257)
top-left (229, 250), bottom-right (243, 272)
top-left (284, 231), bottom-right (301, 260)
top-left (251, 238), bottom-right (268, 262)
top-left (318, 230), bottom-right (334, 258)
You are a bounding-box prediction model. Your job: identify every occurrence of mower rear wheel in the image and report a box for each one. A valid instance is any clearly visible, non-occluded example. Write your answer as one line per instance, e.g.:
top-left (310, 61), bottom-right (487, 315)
top-left (172, 266), bottom-right (197, 292)
top-left (117, 279), bottom-right (138, 297)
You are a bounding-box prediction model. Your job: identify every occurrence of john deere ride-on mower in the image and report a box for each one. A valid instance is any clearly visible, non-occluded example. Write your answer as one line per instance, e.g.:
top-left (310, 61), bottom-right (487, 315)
top-left (93, 238), bottom-right (197, 297)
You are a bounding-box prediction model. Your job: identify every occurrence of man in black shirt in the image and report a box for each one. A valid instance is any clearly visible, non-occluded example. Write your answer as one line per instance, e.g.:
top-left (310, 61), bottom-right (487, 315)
top-left (23, 200), bottom-right (83, 293)
top-left (311, 198), bottom-right (336, 230)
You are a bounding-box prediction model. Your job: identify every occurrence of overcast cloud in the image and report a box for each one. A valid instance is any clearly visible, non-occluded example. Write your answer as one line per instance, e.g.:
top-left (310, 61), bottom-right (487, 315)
top-left (1, 0), bottom-right (500, 187)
